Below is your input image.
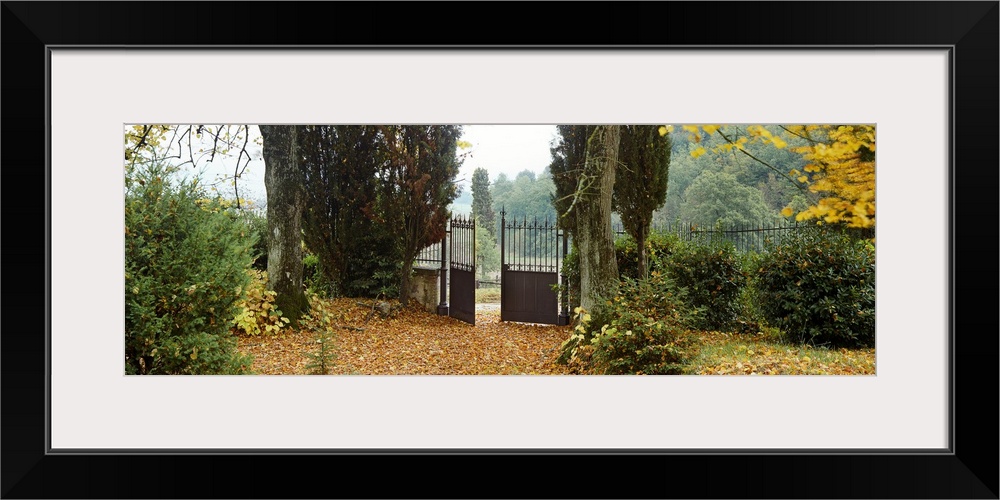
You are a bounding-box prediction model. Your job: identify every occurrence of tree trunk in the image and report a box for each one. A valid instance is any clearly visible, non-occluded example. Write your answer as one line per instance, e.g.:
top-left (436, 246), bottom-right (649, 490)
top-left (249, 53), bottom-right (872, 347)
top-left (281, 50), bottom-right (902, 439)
top-left (577, 125), bottom-right (620, 312)
top-left (260, 125), bottom-right (309, 325)
top-left (637, 224), bottom-right (648, 279)
top-left (399, 259), bottom-right (413, 308)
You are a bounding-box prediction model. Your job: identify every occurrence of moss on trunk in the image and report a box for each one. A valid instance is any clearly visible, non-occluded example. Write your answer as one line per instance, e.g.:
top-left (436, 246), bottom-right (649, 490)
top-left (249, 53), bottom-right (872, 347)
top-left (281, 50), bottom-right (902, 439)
top-left (260, 125), bottom-right (309, 325)
top-left (577, 125), bottom-right (620, 312)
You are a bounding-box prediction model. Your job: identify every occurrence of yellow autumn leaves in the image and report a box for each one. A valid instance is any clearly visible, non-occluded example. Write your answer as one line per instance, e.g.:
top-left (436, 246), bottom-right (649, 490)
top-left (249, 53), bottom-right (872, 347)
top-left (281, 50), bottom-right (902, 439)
top-left (787, 125), bottom-right (876, 228)
top-left (663, 124), bottom-right (875, 229)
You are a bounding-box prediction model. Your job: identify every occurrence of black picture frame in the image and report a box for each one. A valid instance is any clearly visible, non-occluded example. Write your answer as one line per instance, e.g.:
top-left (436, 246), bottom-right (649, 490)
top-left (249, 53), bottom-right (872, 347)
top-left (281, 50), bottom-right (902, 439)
top-left (3, 2), bottom-right (996, 498)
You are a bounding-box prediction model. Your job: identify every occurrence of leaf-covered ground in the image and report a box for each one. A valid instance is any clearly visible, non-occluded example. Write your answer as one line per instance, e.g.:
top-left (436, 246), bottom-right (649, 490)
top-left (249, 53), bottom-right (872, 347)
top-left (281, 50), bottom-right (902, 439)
top-left (682, 330), bottom-right (876, 375)
top-left (236, 298), bottom-right (573, 375)
top-left (235, 298), bottom-right (875, 375)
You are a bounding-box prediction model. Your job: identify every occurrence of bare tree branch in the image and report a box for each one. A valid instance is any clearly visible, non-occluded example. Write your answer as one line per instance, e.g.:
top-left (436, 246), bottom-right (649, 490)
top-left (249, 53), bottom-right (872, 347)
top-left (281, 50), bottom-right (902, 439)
top-left (233, 129), bottom-right (250, 209)
top-left (715, 129), bottom-right (813, 199)
top-left (778, 125), bottom-right (821, 144)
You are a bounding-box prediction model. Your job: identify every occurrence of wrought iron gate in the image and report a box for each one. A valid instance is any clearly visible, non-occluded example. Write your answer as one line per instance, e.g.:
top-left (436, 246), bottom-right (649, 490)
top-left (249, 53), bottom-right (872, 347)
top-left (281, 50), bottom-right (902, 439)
top-left (500, 210), bottom-right (569, 325)
top-left (448, 215), bottom-right (476, 325)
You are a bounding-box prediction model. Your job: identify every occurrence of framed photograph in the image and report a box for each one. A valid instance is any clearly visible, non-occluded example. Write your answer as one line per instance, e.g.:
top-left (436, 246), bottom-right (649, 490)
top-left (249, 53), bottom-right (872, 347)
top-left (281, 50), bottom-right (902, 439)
top-left (4, 2), bottom-right (996, 498)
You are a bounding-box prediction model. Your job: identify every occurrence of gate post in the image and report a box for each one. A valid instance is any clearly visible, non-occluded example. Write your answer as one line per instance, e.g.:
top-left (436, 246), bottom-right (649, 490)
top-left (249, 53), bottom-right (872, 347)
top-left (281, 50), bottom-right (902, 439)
top-left (499, 207), bottom-right (505, 321)
top-left (437, 226), bottom-right (449, 316)
top-left (558, 228), bottom-right (570, 326)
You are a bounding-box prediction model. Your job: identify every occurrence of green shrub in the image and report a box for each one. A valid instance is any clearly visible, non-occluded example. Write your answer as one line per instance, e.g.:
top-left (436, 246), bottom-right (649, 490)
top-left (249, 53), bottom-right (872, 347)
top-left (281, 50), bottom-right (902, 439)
top-left (339, 230), bottom-right (402, 298)
top-left (614, 236), bottom-right (639, 279)
top-left (662, 239), bottom-right (747, 331)
top-left (733, 268), bottom-right (767, 335)
top-left (305, 330), bottom-right (338, 375)
top-left (589, 308), bottom-right (688, 375)
top-left (237, 209), bottom-right (269, 271)
top-left (303, 252), bottom-right (337, 298)
top-left (754, 229), bottom-right (875, 347)
top-left (125, 162), bottom-right (254, 375)
top-left (151, 332), bottom-right (252, 375)
top-left (614, 231), bottom-right (676, 280)
top-left (557, 272), bottom-right (695, 373)
top-left (561, 231), bottom-right (676, 313)
top-left (300, 293), bottom-right (343, 375)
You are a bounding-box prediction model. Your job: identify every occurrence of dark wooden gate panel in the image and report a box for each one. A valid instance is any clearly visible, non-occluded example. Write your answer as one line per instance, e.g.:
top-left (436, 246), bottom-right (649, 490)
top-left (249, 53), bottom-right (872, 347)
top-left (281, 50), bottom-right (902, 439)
top-left (501, 270), bottom-right (558, 324)
top-left (500, 211), bottom-right (567, 325)
top-left (449, 215), bottom-right (476, 325)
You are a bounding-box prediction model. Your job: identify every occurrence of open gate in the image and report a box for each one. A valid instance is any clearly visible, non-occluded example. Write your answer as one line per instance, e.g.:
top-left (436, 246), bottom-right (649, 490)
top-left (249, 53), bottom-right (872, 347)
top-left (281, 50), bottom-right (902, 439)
top-left (500, 210), bottom-right (569, 325)
top-left (448, 215), bottom-right (476, 325)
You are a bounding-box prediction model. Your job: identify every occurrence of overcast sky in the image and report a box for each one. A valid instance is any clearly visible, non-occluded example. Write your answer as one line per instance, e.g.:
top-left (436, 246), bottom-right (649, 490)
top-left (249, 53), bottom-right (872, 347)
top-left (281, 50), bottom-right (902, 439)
top-left (184, 125), bottom-right (559, 206)
top-left (456, 124), bottom-right (558, 186)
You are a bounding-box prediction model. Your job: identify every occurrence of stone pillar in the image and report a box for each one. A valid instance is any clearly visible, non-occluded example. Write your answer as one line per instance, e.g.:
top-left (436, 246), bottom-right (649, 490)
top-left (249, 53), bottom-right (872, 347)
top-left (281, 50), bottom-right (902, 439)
top-left (409, 268), bottom-right (441, 313)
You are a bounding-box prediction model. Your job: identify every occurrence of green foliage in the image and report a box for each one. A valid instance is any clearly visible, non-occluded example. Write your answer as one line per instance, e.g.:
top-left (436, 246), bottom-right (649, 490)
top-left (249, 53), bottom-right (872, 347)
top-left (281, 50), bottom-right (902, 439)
top-left (679, 170), bottom-right (777, 229)
top-left (613, 125), bottom-right (672, 277)
top-left (305, 331), bottom-right (338, 375)
top-left (662, 239), bottom-right (748, 331)
top-left (299, 125), bottom-right (394, 299)
top-left (471, 167), bottom-right (496, 238)
top-left (557, 248), bottom-right (580, 312)
top-left (568, 229), bottom-right (746, 333)
top-left (565, 230), bottom-right (675, 285)
top-left (733, 272), bottom-right (767, 335)
top-left (548, 125), bottom-right (592, 239)
top-left (475, 218), bottom-right (501, 281)
top-left (237, 209), bottom-right (269, 271)
top-left (659, 124), bottom-right (808, 224)
top-left (589, 308), bottom-right (688, 375)
top-left (301, 295), bottom-right (341, 374)
top-left (475, 288), bottom-right (501, 303)
top-left (302, 253), bottom-right (331, 297)
top-left (491, 169), bottom-right (559, 247)
top-left (614, 236), bottom-right (639, 278)
top-left (614, 232), bottom-right (676, 281)
top-left (379, 125), bottom-right (463, 304)
top-left (557, 271), bottom-right (695, 373)
top-left (338, 230), bottom-right (402, 299)
top-left (152, 332), bottom-right (253, 375)
top-left (125, 162), bottom-right (254, 375)
top-left (231, 269), bottom-right (292, 335)
top-left (561, 231), bottom-right (674, 315)
top-left (753, 229), bottom-right (875, 347)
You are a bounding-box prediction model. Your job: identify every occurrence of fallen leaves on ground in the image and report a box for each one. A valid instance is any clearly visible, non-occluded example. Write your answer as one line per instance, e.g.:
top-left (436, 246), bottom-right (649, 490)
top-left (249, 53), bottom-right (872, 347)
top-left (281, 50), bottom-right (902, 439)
top-left (236, 297), bottom-right (573, 375)
top-left (236, 298), bottom-right (875, 375)
top-left (685, 330), bottom-right (875, 375)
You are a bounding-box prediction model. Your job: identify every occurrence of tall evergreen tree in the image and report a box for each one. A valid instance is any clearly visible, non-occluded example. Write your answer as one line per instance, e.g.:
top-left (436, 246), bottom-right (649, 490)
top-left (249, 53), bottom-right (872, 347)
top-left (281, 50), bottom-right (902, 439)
top-left (299, 125), bottom-right (399, 297)
top-left (548, 125), bottom-right (592, 239)
top-left (470, 167), bottom-right (496, 238)
top-left (379, 125), bottom-right (463, 306)
top-left (613, 125), bottom-right (672, 278)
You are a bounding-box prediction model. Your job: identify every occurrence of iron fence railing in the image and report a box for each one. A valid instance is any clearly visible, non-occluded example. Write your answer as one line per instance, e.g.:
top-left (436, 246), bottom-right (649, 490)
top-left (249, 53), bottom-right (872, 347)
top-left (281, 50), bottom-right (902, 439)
top-left (612, 220), bottom-right (874, 254)
top-left (419, 219), bottom-right (873, 270)
top-left (501, 214), bottom-right (561, 273)
top-left (415, 238), bottom-right (446, 269)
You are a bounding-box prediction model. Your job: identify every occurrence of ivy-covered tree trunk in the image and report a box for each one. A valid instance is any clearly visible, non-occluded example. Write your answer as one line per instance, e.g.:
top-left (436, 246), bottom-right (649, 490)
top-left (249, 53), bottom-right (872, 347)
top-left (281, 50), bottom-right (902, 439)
top-left (577, 125), bottom-right (620, 312)
top-left (260, 125), bottom-right (309, 325)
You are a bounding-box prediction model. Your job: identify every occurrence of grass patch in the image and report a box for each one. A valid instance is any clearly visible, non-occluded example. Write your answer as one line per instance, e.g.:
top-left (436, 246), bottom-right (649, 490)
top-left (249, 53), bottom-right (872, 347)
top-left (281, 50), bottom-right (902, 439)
top-left (682, 328), bottom-right (875, 375)
top-left (475, 288), bottom-right (501, 304)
